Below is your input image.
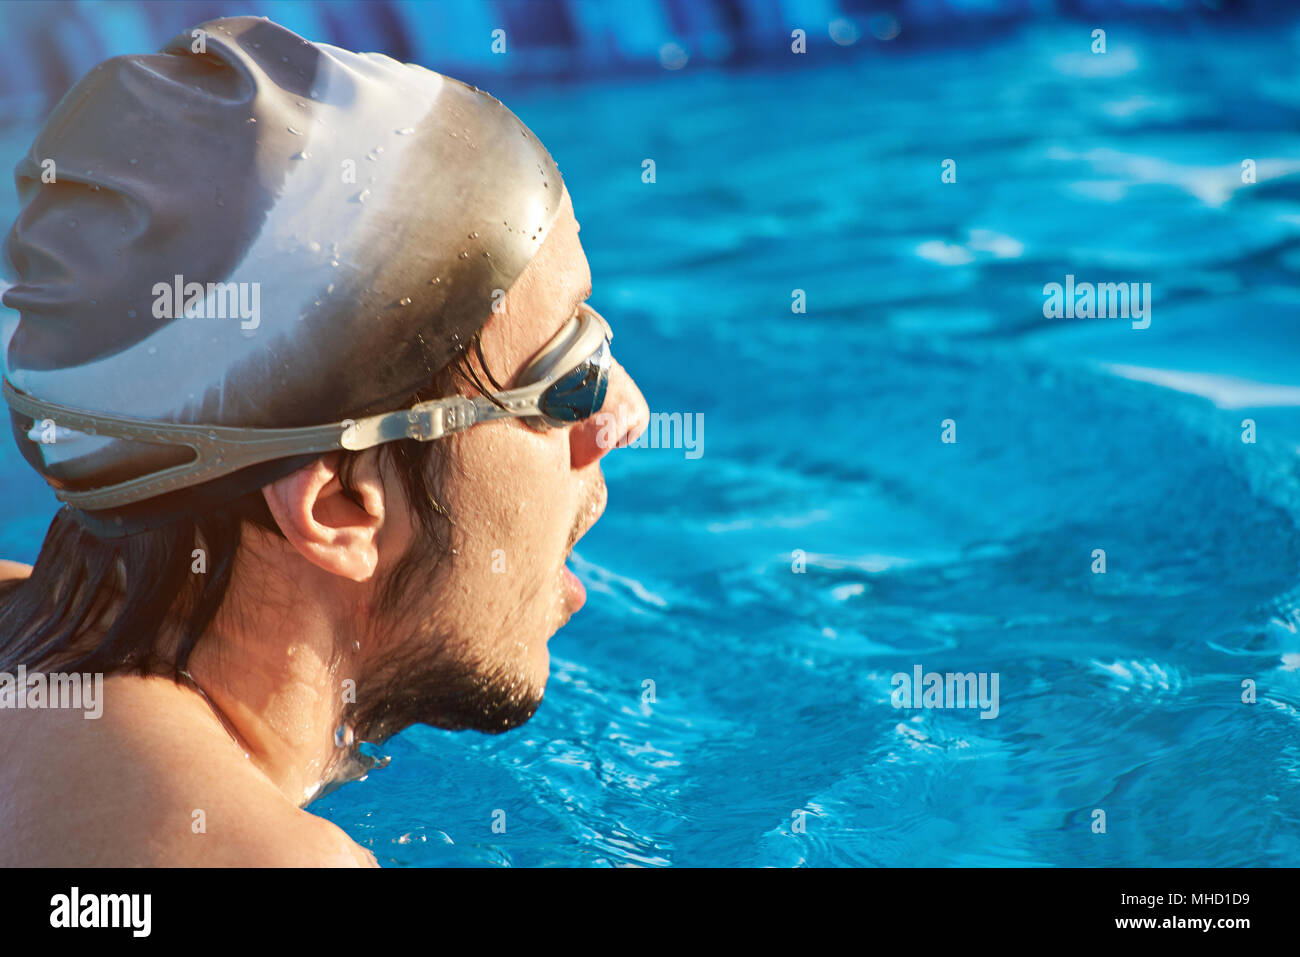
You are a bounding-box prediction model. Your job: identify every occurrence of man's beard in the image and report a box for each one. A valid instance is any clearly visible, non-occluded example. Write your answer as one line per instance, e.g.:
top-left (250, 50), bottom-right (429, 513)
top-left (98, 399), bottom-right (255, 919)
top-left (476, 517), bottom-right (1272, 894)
top-left (345, 638), bottom-right (545, 745)
top-left (335, 479), bottom-right (598, 749)
top-left (304, 631), bottom-right (544, 804)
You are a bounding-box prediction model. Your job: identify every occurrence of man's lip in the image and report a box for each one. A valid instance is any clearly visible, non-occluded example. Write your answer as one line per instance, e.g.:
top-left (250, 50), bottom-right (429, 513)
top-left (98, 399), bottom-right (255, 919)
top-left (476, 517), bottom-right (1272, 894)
top-left (562, 565), bottom-right (587, 611)
top-left (561, 480), bottom-right (605, 617)
top-left (563, 504), bottom-right (605, 573)
top-left (570, 478), bottom-right (609, 551)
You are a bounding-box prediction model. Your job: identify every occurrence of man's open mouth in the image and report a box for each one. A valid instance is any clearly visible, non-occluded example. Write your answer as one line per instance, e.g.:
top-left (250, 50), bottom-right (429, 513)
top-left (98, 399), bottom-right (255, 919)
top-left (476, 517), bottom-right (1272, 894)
top-left (561, 565), bottom-right (587, 611)
top-left (560, 475), bottom-right (608, 614)
top-left (566, 474), bottom-right (608, 555)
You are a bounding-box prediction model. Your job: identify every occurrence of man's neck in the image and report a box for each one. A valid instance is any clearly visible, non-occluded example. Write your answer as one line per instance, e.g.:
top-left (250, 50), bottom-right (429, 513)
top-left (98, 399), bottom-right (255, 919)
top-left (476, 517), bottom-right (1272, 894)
top-left (179, 557), bottom-right (369, 806)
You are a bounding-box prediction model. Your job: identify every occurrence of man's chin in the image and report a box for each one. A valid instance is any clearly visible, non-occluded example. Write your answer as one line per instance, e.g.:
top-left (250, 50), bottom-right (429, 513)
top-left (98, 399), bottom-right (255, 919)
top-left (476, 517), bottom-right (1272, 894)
top-left (351, 650), bottom-right (549, 742)
top-left (440, 685), bottom-right (543, 735)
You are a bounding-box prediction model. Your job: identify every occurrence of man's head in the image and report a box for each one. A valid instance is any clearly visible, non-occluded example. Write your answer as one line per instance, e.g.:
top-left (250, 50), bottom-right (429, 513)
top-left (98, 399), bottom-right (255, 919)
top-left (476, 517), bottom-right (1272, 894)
top-left (254, 186), bottom-right (647, 741)
top-left (0, 17), bottom-right (649, 759)
top-left (2, 14), bottom-right (574, 515)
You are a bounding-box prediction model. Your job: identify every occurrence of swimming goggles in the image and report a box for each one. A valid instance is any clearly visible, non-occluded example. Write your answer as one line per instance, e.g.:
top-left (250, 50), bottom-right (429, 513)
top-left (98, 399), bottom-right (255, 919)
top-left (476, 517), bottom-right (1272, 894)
top-left (2, 302), bottom-right (614, 511)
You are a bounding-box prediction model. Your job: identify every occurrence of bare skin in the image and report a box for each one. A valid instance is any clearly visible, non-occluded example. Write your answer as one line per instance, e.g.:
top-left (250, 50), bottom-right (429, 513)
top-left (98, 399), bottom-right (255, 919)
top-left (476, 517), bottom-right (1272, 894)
top-left (0, 187), bottom-right (649, 866)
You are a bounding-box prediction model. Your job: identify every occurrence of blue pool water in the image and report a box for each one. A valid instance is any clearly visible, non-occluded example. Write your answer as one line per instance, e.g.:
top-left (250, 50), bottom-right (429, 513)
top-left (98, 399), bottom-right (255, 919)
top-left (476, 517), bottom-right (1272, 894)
top-left (5, 20), bottom-right (1300, 865)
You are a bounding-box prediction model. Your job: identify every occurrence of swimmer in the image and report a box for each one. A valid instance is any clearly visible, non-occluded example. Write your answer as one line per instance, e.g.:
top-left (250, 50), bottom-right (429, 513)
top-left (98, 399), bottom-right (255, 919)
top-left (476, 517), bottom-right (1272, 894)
top-left (0, 16), bottom-right (649, 866)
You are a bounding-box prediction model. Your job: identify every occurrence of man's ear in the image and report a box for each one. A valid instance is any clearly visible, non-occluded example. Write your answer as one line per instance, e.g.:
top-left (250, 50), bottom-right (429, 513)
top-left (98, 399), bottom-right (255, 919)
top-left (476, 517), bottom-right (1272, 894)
top-left (261, 452), bottom-right (386, 582)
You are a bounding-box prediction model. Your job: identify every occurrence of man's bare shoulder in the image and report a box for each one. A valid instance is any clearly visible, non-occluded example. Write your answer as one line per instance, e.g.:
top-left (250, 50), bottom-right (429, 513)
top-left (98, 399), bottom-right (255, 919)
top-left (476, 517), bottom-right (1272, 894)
top-left (156, 807), bottom-right (377, 868)
top-left (0, 674), bottom-right (375, 867)
top-left (0, 560), bottom-right (32, 582)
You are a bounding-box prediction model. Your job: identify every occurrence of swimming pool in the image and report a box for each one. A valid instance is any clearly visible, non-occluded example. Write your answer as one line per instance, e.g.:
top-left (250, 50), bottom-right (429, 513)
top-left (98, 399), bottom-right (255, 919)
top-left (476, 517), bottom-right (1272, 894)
top-left (4, 19), bottom-right (1300, 866)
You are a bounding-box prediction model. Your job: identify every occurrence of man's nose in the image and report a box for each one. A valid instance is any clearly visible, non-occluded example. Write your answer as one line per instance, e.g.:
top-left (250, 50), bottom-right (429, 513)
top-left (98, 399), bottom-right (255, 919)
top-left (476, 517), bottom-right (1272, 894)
top-left (570, 357), bottom-right (649, 470)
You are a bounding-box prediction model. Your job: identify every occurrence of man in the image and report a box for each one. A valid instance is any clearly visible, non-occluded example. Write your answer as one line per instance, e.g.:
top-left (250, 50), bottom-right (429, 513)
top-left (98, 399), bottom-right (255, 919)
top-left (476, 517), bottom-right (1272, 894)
top-left (0, 16), bottom-right (647, 866)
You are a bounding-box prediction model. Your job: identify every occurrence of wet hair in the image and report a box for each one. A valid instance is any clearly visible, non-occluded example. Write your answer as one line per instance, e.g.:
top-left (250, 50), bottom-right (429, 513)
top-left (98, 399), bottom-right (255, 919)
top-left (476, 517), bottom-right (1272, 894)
top-left (0, 333), bottom-right (506, 679)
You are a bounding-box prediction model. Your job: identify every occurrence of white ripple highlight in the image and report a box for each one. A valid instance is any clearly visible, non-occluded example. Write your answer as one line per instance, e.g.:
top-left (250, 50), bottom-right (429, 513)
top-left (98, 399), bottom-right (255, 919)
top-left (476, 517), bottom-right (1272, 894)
top-left (568, 551), bottom-right (668, 609)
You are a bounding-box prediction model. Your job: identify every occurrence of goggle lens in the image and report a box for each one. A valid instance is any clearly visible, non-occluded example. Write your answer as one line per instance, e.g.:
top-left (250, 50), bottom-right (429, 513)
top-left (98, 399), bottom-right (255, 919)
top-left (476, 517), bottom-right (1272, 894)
top-left (537, 339), bottom-right (611, 423)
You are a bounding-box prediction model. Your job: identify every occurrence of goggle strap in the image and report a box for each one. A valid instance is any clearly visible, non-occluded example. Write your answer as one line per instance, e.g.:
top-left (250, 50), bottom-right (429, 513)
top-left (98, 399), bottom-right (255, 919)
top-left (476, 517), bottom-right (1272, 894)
top-left (2, 379), bottom-right (466, 510)
top-left (0, 304), bottom-right (610, 511)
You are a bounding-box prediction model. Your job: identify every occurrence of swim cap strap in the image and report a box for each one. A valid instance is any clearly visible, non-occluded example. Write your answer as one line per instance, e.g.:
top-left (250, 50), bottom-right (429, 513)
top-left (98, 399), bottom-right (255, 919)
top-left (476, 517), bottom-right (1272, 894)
top-left (2, 378), bottom-right (482, 511)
